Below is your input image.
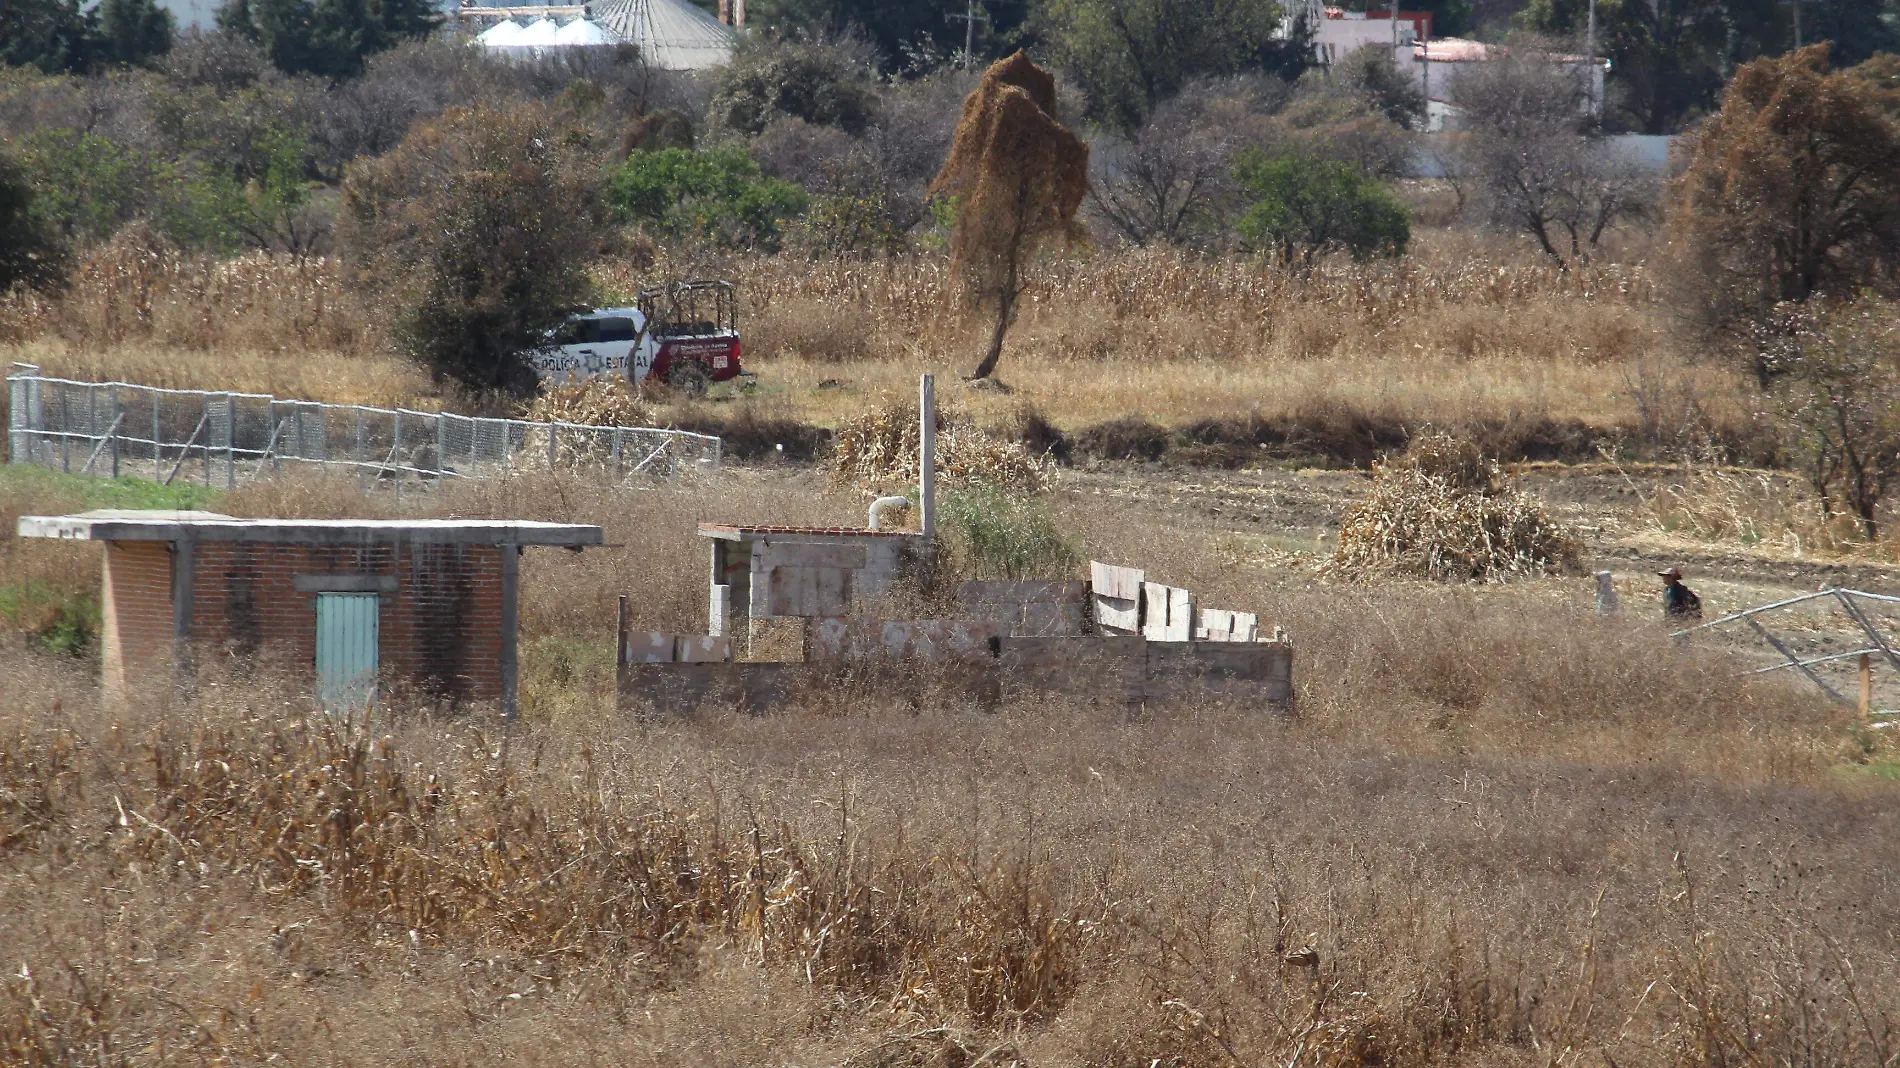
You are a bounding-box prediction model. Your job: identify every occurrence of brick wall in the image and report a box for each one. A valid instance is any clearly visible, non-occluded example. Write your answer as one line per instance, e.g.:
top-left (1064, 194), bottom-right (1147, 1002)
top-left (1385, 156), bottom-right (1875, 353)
top-left (102, 541), bottom-right (176, 698)
top-left (103, 538), bottom-right (508, 702)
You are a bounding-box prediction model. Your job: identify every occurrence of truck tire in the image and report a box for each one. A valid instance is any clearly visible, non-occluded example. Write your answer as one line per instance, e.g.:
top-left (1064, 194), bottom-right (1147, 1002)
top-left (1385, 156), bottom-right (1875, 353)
top-left (666, 360), bottom-right (711, 396)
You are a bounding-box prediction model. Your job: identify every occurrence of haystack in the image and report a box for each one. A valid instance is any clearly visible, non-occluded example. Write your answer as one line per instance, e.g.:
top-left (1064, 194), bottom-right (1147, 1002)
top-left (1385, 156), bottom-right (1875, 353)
top-left (1325, 432), bottom-right (1581, 581)
top-left (831, 401), bottom-right (1054, 493)
top-left (930, 52), bottom-right (1089, 380)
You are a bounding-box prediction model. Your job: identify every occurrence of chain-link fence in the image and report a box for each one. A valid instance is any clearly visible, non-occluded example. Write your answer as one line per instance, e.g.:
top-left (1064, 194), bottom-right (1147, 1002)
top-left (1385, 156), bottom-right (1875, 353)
top-left (6, 364), bottom-right (721, 489)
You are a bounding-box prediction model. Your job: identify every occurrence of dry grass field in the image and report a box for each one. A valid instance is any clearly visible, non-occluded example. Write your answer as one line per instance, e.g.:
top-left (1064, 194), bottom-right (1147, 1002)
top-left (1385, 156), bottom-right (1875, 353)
top-left (8, 232), bottom-right (1900, 1066)
top-left (2, 232), bottom-right (1752, 458)
top-left (5, 458), bottom-right (1900, 1066)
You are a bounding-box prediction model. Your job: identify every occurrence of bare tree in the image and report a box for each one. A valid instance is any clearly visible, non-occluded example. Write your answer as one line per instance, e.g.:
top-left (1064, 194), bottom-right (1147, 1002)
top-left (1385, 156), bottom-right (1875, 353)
top-left (1450, 38), bottom-right (1655, 265)
top-left (1085, 76), bottom-right (1281, 247)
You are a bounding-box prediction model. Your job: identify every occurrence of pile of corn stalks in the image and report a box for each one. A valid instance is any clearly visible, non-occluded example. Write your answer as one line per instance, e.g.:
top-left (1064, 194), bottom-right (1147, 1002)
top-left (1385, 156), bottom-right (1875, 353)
top-left (832, 401), bottom-right (1055, 493)
top-left (524, 378), bottom-right (652, 427)
top-left (1325, 431), bottom-right (1581, 581)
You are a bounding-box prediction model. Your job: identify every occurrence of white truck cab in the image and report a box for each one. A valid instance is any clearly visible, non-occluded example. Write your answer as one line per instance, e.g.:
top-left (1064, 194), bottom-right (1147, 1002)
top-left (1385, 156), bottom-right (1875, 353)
top-left (526, 307), bottom-right (656, 387)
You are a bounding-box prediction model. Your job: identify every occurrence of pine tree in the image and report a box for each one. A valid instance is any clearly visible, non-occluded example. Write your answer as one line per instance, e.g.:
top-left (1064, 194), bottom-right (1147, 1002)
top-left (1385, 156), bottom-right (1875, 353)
top-left (98, 0), bottom-right (175, 65)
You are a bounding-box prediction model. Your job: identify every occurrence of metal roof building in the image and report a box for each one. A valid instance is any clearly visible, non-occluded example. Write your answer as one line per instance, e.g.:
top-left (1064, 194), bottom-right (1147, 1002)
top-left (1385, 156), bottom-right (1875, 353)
top-left (591, 0), bottom-right (736, 69)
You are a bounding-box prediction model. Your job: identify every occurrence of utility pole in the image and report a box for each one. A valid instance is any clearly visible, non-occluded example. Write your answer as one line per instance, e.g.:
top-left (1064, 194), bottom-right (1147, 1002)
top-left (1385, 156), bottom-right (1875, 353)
top-left (947, 0), bottom-right (990, 68)
top-left (1585, 0), bottom-right (1598, 122)
top-left (1780, 0), bottom-right (1809, 48)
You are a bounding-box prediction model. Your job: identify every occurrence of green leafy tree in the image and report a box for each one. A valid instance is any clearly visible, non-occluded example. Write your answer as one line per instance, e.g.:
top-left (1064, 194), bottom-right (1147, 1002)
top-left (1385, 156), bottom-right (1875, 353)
top-left (0, 152), bottom-right (68, 292)
top-left (14, 129), bottom-right (150, 241)
top-left (742, 0), bottom-right (1033, 70)
top-left (1520, 0), bottom-right (1726, 133)
top-left (1798, 0), bottom-right (1900, 66)
top-left (1039, 0), bottom-right (1285, 133)
top-left (1233, 150), bottom-right (1409, 267)
top-left (1, 0), bottom-right (171, 72)
top-left (217, 0), bottom-right (440, 79)
top-left (98, 0), bottom-right (173, 65)
top-left (339, 105), bottom-right (606, 396)
top-left (939, 485), bottom-right (1082, 579)
top-left (606, 145), bottom-right (809, 250)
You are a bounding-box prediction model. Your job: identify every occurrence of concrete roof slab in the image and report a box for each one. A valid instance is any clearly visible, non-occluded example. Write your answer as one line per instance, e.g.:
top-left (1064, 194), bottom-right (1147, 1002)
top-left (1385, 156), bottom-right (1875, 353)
top-left (18, 511), bottom-right (605, 547)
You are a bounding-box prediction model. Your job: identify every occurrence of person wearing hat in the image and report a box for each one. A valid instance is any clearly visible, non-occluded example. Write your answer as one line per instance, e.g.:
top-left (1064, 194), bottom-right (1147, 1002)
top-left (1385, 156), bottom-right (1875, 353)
top-left (1659, 567), bottom-right (1702, 620)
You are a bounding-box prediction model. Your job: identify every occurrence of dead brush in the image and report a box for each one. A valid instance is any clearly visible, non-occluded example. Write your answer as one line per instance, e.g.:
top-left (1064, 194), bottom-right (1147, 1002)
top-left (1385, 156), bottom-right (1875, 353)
top-left (1325, 431), bottom-right (1582, 581)
top-left (523, 377), bottom-right (654, 427)
top-left (1643, 455), bottom-right (1887, 558)
top-left (831, 400), bottom-right (1055, 493)
top-left (107, 703), bottom-right (1098, 1020)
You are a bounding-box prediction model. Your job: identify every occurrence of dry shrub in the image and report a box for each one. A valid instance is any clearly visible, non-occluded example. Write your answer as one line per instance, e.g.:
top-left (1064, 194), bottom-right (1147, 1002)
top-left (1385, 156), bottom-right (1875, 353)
top-left (831, 400), bottom-right (1054, 492)
top-left (1644, 457), bottom-right (1898, 559)
top-left (1326, 431), bottom-right (1583, 580)
top-left (522, 376), bottom-right (653, 426)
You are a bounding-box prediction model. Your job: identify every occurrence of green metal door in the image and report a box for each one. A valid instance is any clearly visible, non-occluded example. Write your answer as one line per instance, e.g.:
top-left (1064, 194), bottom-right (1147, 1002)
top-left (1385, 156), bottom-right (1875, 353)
top-left (316, 592), bottom-right (379, 709)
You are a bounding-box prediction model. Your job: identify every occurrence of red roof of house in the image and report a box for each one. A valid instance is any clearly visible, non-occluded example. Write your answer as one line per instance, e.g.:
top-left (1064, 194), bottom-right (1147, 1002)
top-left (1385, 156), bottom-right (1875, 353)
top-left (697, 523), bottom-right (919, 539)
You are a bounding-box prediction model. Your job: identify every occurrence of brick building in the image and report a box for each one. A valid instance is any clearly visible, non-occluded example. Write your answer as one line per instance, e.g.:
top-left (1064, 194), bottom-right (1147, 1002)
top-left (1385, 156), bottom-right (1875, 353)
top-left (18, 510), bottom-right (602, 714)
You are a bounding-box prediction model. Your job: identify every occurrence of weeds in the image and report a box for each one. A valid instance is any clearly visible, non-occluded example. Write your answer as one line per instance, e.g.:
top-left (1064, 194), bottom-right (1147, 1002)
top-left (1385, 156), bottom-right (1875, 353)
top-left (938, 484), bottom-right (1083, 579)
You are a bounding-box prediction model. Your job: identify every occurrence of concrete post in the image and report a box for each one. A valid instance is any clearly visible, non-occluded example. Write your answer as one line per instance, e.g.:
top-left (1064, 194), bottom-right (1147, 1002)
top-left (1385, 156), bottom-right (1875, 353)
top-left (1595, 571), bottom-right (1619, 615)
top-left (500, 543), bottom-right (520, 722)
top-left (920, 374), bottom-right (937, 537)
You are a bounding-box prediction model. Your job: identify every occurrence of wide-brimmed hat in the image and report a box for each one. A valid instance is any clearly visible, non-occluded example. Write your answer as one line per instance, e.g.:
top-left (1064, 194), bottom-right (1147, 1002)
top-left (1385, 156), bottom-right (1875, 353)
top-left (1657, 567), bottom-right (1683, 580)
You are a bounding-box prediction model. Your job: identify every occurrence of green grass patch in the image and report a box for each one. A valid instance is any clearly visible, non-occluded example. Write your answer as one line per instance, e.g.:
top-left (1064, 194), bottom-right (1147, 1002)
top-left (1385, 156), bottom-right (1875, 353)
top-left (0, 581), bottom-right (101, 657)
top-left (0, 464), bottom-right (225, 511)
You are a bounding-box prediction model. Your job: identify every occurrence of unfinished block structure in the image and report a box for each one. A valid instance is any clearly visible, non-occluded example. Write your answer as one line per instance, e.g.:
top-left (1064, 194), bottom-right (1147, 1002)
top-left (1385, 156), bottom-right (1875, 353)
top-left (697, 523), bottom-right (924, 649)
top-left (18, 510), bottom-right (602, 713)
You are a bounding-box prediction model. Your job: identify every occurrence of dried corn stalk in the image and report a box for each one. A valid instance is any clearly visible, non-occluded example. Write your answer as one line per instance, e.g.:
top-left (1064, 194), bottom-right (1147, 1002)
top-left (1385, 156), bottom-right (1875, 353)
top-left (1325, 431), bottom-right (1581, 581)
top-left (524, 378), bottom-right (652, 427)
top-left (831, 401), bottom-right (1054, 493)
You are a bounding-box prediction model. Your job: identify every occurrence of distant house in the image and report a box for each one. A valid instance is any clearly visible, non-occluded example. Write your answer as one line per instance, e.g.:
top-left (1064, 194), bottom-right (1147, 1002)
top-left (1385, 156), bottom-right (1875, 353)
top-left (1300, 5), bottom-right (1608, 131)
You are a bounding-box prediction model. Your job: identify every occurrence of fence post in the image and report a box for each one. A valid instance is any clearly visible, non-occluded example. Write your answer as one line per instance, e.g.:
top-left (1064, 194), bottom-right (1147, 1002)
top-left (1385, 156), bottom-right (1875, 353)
top-left (59, 385), bottom-right (70, 473)
top-left (393, 410), bottom-right (403, 504)
top-left (611, 426), bottom-right (623, 481)
top-left (201, 395), bottom-right (210, 486)
top-left (152, 392), bottom-right (161, 481)
top-left (110, 387), bottom-right (121, 478)
top-left (547, 421), bottom-right (558, 470)
top-left (224, 395), bottom-right (236, 491)
top-left (6, 364), bottom-right (39, 466)
top-left (435, 413), bottom-right (446, 482)
top-left (1861, 653), bottom-right (1874, 718)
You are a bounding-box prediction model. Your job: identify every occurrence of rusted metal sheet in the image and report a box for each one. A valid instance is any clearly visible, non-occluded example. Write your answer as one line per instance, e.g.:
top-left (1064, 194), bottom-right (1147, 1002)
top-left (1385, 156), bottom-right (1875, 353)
top-left (622, 662), bottom-right (793, 714)
top-left (1091, 561), bottom-right (1143, 633)
top-left (807, 618), bottom-right (1001, 663)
